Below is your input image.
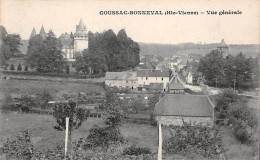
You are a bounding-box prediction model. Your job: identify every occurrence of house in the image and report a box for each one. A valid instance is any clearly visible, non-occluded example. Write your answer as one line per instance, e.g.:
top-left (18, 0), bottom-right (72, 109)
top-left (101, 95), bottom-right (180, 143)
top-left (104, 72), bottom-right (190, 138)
top-left (168, 76), bottom-right (184, 94)
top-left (105, 71), bottom-right (138, 89)
top-left (154, 94), bottom-right (215, 126)
top-left (137, 69), bottom-right (170, 91)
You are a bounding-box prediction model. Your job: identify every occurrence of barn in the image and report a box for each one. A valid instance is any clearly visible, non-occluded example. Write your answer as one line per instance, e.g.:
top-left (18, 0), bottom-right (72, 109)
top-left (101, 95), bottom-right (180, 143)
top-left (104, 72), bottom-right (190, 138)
top-left (154, 94), bottom-right (215, 126)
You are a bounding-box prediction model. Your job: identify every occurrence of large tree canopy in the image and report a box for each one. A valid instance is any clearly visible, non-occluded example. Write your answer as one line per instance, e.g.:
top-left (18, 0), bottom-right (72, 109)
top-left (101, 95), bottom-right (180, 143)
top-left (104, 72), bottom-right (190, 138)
top-left (73, 29), bottom-right (140, 74)
top-left (197, 50), bottom-right (258, 89)
top-left (0, 25), bottom-right (21, 66)
top-left (26, 30), bottom-right (66, 72)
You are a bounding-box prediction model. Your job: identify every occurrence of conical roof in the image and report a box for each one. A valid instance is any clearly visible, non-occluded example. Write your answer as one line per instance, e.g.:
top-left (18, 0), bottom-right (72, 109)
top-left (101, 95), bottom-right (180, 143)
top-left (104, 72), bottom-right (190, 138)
top-left (39, 25), bottom-right (47, 40)
top-left (79, 18), bottom-right (84, 29)
top-left (29, 27), bottom-right (36, 40)
top-left (219, 39), bottom-right (228, 47)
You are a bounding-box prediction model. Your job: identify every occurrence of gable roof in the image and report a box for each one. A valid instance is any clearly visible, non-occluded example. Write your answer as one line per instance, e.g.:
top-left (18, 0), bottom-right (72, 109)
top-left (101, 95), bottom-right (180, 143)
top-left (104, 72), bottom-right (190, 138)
top-left (137, 69), bottom-right (169, 77)
top-left (105, 71), bottom-right (137, 81)
top-left (169, 76), bottom-right (184, 90)
top-left (154, 94), bottom-right (214, 117)
top-left (139, 61), bottom-right (156, 69)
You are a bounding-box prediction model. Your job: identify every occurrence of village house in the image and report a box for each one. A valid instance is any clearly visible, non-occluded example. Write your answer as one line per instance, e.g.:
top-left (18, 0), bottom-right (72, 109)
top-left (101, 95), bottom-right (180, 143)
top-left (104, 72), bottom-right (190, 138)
top-left (104, 71), bottom-right (138, 89)
top-left (168, 75), bottom-right (185, 94)
top-left (154, 94), bottom-right (215, 126)
top-left (137, 69), bottom-right (170, 91)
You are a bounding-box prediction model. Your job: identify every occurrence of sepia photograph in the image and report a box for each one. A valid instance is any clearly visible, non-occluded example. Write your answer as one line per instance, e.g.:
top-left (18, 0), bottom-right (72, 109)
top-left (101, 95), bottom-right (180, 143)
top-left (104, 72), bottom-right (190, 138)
top-left (0, 0), bottom-right (259, 160)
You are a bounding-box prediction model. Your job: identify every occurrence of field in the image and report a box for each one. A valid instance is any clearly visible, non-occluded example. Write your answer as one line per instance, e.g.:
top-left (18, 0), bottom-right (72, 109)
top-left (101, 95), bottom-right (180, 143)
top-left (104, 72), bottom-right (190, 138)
top-left (0, 79), bottom-right (105, 102)
top-left (0, 112), bottom-right (158, 152)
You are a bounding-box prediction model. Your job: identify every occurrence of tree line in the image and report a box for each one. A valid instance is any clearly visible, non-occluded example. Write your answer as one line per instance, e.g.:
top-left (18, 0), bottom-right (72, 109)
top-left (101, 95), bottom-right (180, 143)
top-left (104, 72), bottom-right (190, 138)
top-left (0, 26), bottom-right (22, 66)
top-left (197, 49), bottom-right (259, 90)
top-left (73, 29), bottom-right (140, 74)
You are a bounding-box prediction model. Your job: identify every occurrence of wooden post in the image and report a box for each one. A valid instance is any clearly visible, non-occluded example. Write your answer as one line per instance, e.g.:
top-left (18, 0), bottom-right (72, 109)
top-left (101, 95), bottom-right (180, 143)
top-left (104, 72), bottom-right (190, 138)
top-left (64, 117), bottom-right (69, 160)
top-left (158, 121), bottom-right (162, 160)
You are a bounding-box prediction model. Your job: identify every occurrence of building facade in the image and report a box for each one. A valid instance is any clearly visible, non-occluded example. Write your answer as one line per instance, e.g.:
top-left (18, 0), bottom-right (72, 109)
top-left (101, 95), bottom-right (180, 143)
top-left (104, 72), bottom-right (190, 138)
top-left (105, 71), bottom-right (138, 89)
top-left (74, 19), bottom-right (88, 53)
top-left (137, 69), bottom-right (170, 91)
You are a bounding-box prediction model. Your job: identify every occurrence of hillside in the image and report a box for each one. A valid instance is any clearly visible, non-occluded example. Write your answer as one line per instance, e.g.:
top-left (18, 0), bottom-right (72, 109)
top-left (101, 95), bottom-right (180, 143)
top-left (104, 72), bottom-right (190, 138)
top-left (139, 42), bottom-right (260, 58)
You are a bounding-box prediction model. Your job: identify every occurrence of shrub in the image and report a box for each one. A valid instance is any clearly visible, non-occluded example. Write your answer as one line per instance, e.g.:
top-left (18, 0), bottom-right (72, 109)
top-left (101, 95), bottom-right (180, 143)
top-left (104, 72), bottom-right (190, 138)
top-left (17, 63), bottom-right (22, 71)
top-left (233, 122), bottom-right (251, 143)
top-left (9, 64), bottom-right (15, 71)
top-left (65, 65), bottom-right (70, 74)
top-left (36, 89), bottom-right (53, 109)
top-left (1, 95), bottom-right (17, 112)
top-left (2, 130), bottom-right (34, 160)
top-left (24, 65), bottom-right (28, 71)
top-left (122, 145), bottom-right (151, 156)
top-left (163, 122), bottom-right (224, 159)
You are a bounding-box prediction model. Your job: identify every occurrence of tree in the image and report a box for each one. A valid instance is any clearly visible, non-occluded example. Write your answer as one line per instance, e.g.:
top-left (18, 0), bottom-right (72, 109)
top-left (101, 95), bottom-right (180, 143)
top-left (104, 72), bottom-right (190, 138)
top-left (65, 64), bottom-right (70, 74)
top-left (0, 26), bottom-right (21, 66)
top-left (17, 62), bottom-right (22, 71)
top-left (197, 50), bottom-right (226, 87)
top-left (26, 30), bottom-right (66, 73)
top-left (24, 65), bottom-right (28, 71)
top-left (9, 63), bottom-right (15, 70)
top-left (52, 100), bottom-right (86, 157)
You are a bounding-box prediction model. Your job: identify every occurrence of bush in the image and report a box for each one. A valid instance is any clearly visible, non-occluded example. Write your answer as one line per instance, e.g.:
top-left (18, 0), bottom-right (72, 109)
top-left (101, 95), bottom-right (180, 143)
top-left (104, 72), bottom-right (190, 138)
top-left (65, 65), bottom-right (70, 74)
top-left (9, 64), bottom-right (15, 71)
top-left (2, 130), bottom-right (34, 160)
top-left (233, 122), bottom-right (251, 143)
top-left (24, 65), bottom-right (28, 71)
top-left (122, 145), bottom-right (151, 156)
top-left (17, 63), bottom-right (22, 71)
top-left (1, 95), bottom-right (17, 112)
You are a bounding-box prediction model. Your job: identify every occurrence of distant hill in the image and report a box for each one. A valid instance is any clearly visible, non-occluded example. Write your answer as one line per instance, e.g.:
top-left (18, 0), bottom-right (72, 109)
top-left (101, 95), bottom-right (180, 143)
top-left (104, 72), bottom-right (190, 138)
top-left (19, 40), bottom-right (29, 55)
top-left (139, 42), bottom-right (260, 58)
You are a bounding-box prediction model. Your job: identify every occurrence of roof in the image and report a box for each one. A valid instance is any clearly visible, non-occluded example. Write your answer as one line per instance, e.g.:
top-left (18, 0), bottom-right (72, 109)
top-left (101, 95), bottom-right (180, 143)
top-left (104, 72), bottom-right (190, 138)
top-left (137, 69), bottom-right (169, 77)
top-left (59, 33), bottom-right (74, 48)
top-left (30, 28), bottom-right (36, 40)
top-left (154, 94), bottom-right (214, 117)
top-left (39, 25), bottom-right (47, 40)
top-left (139, 61), bottom-right (156, 69)
top-left (169, 76), bottom-right (184, 90)
top-left (218, 39), bottom-right (228, 48)
top-left (105, 71), bottom-right (137, 81)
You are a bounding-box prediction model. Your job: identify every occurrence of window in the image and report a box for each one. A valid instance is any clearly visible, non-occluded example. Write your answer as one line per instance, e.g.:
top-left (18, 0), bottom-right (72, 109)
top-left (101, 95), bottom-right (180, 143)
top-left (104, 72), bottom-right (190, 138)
top-left (162, 78), bottom-right (164, 81)
top-left (146, 77), bottom-right (148, 80)
top-left (156, 77), bottom-right (157, 80)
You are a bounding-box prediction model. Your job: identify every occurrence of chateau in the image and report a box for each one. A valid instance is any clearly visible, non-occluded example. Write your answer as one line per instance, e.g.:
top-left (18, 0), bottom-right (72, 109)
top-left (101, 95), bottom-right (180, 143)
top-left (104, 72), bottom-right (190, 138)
top-left (29, 19), bottom-right (89, 61)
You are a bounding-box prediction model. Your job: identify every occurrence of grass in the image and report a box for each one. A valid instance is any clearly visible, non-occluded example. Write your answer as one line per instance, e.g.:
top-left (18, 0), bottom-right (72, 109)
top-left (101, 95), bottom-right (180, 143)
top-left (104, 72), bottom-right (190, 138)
top-left (0, 79), bottom-right (105, 101)
top-left (0, 112), bottom-right (103, 150)
top-left (220, 126), bottom-right (258, 159)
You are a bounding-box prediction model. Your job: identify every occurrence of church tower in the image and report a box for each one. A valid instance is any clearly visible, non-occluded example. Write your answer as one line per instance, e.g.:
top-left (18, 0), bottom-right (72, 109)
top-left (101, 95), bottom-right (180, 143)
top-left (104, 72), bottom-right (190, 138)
top-left (74, 19), bottom-right (88, 52)
top-left (217, 39), bottom-right (228, 58)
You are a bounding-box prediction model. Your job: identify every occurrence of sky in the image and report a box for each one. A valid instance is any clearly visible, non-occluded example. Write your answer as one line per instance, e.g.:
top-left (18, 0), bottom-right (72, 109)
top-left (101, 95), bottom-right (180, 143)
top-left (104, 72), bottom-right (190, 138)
top-left (1, 0), bottom-right (259, 44)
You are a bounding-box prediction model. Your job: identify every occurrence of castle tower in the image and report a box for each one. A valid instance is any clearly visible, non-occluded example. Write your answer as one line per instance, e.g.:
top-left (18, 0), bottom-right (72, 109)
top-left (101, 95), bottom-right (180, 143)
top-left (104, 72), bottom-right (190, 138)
top-left (39, 25), bottom-right (47, 40)
top-left (74, 19), bottom-right (88, 52)
top-left (217, 39), bottom-right (228, 58)
top-left (29, 27), bottom-right (36, 40)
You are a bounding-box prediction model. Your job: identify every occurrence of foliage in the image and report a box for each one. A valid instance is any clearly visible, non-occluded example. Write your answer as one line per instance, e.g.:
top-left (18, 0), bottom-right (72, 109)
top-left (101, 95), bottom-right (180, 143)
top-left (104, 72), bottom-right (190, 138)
top-left (24, 65), bottom-right (28, 71)
top-left (65, 64), bottom-right (70, 74)
top-left (0, 25), bottom-right (21, 66)
top-left (73, 29), bottom-right (140, 74)
top-left (52, 100), bottom-right (86, 132)
top-left (163, 122), bottom-right (224, 159)
top-left (2, 130), bottom-right (34, 160)
top-left (35, 89), bottom-right (53, 109)
top-left (9, 63), bottom-right (15, 70)
top-left (122, 145), bottom-right (151, 156)
top-left (26, 30), bottom-right (67, 73)
top-left (87, 125), bottom-right (124, 148)
top-left (0, 95), bottom-right (16, 112)
top-left (215, 89), bottom-right (257, 143)
top-left (17, 62), bottom-right (22, 71)
top-left (198, 50), bottom-right (258, 89)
